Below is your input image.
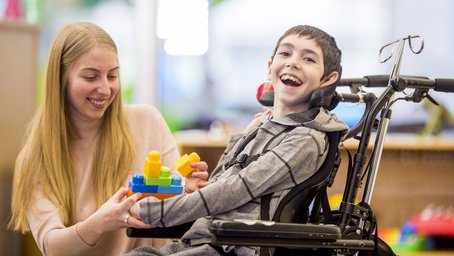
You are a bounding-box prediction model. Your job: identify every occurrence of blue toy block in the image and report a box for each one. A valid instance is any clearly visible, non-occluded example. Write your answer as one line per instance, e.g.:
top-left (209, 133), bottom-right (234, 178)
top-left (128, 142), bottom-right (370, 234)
top-left (129, 180), bottom-right (158, 193)
top-left (172, 175), bottom-right (182, 186)
top-left (132, 174), bottom-right (144, 184)
top-left (157, 185), bottom-right (183, 194)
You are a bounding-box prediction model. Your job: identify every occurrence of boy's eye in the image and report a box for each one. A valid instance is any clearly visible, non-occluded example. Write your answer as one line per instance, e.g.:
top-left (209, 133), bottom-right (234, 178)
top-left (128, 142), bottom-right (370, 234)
top-left (303, 57), bottom-right (315, 63)
top-left (277, 51), bottom-right (290, 57)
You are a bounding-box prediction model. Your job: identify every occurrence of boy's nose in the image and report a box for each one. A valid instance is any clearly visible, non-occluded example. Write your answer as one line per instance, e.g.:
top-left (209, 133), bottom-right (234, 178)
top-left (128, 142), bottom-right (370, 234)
top-left (285, 58), bottom-right (300, 69)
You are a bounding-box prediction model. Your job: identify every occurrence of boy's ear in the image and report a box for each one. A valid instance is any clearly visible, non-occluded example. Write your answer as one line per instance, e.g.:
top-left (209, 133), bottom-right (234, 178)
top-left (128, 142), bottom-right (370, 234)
top-left (267, 60), bottom-right (273, 81)
top-left (320, 71), bottom-right (339, 88)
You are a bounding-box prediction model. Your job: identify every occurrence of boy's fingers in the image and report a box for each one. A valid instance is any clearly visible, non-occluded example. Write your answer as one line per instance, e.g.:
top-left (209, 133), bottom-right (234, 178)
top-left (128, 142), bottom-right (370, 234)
top-left (191, 171), bottom-right (209, 180)
top-left (190, 161), bottom-right (208, 172)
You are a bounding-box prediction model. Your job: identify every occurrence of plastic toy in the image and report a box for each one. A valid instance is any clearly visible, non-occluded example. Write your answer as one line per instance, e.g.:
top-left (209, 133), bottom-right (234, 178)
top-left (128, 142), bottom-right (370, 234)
top-left (127, 151), bottom-right (201, 199)
top-left (174, 152), bottom-right (201, 177)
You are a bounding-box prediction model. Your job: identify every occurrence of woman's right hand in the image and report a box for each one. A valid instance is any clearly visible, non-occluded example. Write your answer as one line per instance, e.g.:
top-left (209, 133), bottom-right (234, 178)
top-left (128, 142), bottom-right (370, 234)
top-left (242, 107), bottom-right (272, 134)
top-left (75, 187), bottom-right (151, 245)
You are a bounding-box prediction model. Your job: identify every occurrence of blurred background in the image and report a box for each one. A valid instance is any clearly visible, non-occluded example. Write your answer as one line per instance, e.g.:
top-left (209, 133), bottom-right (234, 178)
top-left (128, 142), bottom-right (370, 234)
top-left (2, 0), bottom-right (454, 132)
top-left (1, 0), bottom-right (454, 255)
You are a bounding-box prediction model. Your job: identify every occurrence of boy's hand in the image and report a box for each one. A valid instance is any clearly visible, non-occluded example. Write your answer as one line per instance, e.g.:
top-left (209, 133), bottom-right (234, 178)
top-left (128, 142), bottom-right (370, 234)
top-left (184, 161), bottom-right (209, 193)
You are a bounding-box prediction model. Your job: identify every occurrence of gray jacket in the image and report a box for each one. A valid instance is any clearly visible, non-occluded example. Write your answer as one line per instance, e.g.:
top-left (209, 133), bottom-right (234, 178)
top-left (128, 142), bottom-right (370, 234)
top-left (139, 107), bottom-right (349, 249)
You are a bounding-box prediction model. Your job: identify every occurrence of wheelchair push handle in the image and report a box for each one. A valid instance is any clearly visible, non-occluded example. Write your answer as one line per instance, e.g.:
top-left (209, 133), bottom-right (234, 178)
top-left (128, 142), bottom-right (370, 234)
top-left (400, 77), bottom-right (454, 93)
top-left (340, 75), bottom-right (454, 93)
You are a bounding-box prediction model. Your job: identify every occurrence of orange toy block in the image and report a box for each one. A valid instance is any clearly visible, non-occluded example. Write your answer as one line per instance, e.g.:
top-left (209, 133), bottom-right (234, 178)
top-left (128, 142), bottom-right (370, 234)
top-left (174, 152), bottom-right (200, 177)
top-left (144, 151), bottom-right (161, 178)
top-left (127, 189), bottom-right (179, 200)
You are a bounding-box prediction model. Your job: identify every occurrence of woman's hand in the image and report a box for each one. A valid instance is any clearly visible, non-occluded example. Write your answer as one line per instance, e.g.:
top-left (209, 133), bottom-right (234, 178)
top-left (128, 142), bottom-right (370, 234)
top-left (76, 188), bottom-right (151, 245)
top-left (184, 161), bottom-right (209, 193)
top-left (242, 107), bottom-right (272, 134)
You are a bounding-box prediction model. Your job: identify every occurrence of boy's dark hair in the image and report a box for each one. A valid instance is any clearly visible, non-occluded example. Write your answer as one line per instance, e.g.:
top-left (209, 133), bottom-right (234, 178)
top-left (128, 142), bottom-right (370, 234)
top-left (271, 25), bottom-right (342, 81)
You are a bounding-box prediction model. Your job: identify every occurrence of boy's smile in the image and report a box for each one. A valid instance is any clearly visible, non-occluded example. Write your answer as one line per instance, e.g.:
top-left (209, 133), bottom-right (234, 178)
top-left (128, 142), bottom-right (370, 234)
top-left (280, 73), bottom-right (303, 87)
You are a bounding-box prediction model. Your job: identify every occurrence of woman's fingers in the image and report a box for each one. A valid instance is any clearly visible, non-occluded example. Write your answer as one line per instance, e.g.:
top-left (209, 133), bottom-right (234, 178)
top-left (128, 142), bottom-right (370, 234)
top-left (111, 187), bottom-right (129, 202)
top-left (126, 215), bottom-right (152, 228)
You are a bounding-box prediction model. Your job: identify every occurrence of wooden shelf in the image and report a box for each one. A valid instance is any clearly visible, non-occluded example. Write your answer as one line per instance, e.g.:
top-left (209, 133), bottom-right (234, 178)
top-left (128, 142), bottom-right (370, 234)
top-left (342, 134), bottom-right (454, 151)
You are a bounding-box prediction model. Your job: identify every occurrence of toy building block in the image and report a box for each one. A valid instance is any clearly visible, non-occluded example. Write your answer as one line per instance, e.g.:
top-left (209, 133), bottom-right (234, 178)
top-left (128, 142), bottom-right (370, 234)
top-left (129, 174), bottom-right (158, 193)
top-left (127, 150), bottom-right (196, 200)
top-left (157, 176), bottom-right (183, 194)
top-left (144, 166), bottom-right (172, 186)
top-left (144, 151), bottom-right (161, 178)
top-left (174, 152), bottom-right (200, 177)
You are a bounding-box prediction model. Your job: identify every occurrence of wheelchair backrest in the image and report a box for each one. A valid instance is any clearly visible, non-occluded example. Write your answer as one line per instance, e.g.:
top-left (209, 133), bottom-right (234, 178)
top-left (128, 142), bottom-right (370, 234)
top-left (272, 131), bottom-right (341, 224)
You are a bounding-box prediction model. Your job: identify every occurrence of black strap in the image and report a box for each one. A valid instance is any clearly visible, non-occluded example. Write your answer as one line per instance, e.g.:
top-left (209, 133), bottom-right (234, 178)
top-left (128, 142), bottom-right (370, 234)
top-left (225, 126), bottom-right (295, 170)
top-left (224, 128), bottom-right (260, 170)
top-left (320, 187), bottom-right (334, 223)
top-left (260, 193), bottom-right (272, 220)
top-left (257, 126), bottom-right (295, 221)
top-left (223, 125), bottom-right (296, 222)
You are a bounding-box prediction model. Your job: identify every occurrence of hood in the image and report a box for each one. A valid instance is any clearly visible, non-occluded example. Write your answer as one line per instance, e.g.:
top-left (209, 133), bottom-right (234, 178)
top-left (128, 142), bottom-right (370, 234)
top-left (269, 107), bottom-right (349, 136)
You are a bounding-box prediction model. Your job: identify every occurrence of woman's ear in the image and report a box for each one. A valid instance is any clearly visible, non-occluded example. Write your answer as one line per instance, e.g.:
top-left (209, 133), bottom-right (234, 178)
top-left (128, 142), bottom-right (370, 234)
top-left (320, 71), bottom-right (339, 88)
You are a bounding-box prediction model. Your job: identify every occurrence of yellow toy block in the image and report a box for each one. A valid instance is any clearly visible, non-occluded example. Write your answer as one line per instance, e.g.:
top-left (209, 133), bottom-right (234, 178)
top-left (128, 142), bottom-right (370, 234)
top-left (144, 151), bottom-right (161, 178)
top-left (174, 152), bottom-right (200, 177)
top-left (144, 166), bottom-right (172, 185)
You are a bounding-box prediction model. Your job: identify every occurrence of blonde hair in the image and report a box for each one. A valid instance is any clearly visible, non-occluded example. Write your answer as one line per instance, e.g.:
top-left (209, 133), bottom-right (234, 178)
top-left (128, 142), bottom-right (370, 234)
top-left (8, 22), bottom-right (135, 232)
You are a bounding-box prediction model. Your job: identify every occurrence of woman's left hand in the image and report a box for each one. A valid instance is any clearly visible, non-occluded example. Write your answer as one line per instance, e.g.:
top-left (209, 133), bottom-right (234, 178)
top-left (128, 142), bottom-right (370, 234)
top-left (184, 161), bottom-right (209, 193)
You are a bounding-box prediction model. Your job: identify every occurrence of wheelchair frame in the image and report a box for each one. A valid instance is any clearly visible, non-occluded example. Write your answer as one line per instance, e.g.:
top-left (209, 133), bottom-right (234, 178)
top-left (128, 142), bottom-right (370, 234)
top-left (210, 35), bottom-right (454, 255)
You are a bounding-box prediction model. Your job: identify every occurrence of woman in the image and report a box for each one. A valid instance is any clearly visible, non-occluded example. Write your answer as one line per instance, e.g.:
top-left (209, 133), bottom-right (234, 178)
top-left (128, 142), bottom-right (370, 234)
top-left (8, 22), bottom-right (207, 256)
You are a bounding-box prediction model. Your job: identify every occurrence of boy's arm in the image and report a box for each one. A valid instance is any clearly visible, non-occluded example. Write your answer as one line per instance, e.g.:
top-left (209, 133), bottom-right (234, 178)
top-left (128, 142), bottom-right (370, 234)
top-left (132, 130), bottom-right (325, 228)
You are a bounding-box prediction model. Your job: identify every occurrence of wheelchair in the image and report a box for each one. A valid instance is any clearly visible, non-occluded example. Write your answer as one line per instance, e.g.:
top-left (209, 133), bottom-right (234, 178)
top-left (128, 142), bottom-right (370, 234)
top-left (127, 35), bottom-right (454, 256)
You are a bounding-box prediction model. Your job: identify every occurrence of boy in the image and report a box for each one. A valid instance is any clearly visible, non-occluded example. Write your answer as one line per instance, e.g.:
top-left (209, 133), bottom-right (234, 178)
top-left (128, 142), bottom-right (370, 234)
top-left (127, 25), bottom-right (349, 256)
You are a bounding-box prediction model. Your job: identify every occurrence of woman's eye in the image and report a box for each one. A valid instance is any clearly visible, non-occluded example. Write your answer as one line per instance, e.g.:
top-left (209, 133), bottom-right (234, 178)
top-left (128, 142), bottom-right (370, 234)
top-left (83, 76), bottom-right (97, 81)
top-left (108, 75), bottom-right (118, 80)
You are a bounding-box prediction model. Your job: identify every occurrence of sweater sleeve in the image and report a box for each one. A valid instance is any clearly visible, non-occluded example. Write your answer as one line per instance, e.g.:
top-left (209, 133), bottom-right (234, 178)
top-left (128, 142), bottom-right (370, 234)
top-left (26, 188), bottom-right (93, 256)
top-left (139, 130), bottom-right (324, 227)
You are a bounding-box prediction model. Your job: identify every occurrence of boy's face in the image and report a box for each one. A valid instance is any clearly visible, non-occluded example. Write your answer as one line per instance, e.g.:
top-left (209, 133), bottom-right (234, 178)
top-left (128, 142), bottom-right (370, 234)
top-left (267, 34), bottom-right (337, 116)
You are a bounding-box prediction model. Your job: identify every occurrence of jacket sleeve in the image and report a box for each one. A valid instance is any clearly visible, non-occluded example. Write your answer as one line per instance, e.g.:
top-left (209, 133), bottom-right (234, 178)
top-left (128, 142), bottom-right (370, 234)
top-left (139, 129), bottom-right (326, 227)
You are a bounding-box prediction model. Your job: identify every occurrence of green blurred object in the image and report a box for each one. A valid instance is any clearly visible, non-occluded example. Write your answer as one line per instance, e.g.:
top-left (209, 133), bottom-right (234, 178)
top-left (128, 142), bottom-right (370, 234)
top-left (419, 98), bottom-right (454, 136)
top-left (23, 0), bottom-right (43, 24)
top-left (82, 0), bottom-right (106, 7)
top-left (391, 234), bottom-right (426, 254)
top-left (210, 0), bottom-right (225, 6)
top-left (121, 86), bottom-right (134, 104)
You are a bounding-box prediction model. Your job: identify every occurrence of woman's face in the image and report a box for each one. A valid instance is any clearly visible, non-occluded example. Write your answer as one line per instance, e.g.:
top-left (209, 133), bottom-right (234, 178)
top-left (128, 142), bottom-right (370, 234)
top-left (66, 46), bottom-right (120, 126)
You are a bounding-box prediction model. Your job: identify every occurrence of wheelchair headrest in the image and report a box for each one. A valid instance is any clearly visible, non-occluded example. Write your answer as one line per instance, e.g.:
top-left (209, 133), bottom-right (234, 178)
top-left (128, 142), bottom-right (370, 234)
top-left (256, 82), bottom-right (341, 110)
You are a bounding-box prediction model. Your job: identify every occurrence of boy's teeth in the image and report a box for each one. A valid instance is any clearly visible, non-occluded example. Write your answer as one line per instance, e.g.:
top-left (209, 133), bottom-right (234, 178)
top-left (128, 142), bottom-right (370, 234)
top-left (280, 74), bottom-right (302, 85)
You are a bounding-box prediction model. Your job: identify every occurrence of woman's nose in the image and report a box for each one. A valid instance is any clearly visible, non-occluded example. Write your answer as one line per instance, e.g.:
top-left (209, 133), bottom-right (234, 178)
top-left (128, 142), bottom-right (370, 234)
top-left (96, 78), bottom-right (111, 97)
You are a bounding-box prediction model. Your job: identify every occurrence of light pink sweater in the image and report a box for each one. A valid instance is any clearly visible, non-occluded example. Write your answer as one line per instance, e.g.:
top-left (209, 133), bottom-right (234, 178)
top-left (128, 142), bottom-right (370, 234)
top-left (25, 104), bottom-right (180, 255)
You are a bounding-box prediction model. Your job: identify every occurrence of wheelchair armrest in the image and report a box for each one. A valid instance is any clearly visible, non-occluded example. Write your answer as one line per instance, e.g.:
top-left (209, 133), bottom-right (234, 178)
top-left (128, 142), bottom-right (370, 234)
top-left (210, 219), bottom-right (340, 241)
top-left (210, 219), bottom-right (375, 251)
top-left (126, 221), bottom-right (194, 238)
